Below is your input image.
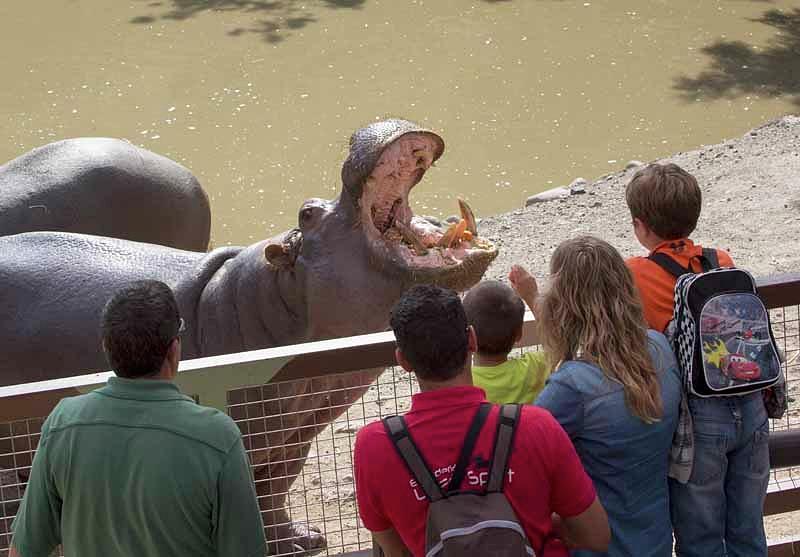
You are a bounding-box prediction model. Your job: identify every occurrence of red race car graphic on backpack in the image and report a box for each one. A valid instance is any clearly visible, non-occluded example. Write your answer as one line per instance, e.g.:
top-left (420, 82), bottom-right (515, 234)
top-left (704, 339), bottom-right (761, 382)
top-left (722, 354), bottom-right (761, 381)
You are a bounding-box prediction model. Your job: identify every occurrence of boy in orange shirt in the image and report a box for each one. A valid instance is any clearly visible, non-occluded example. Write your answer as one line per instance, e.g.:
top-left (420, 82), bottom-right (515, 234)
top-left (625, 163), bottom-right (769, 557)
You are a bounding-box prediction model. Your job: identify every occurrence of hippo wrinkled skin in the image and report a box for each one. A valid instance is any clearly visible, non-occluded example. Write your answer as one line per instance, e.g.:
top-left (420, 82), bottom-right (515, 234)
top-left (0, 138), bottom-right (211, 250)
top-left (0, 119), bottom-right (497, 554)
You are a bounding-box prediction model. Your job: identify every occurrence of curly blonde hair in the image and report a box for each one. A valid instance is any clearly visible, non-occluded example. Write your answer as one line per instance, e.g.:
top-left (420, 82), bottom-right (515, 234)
top-left (539, 236), bottom-right (663, 423)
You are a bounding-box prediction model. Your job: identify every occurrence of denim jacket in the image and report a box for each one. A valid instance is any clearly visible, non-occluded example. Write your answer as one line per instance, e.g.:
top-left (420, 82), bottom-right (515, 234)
top-left (536, 331), bottom-right (682, 557)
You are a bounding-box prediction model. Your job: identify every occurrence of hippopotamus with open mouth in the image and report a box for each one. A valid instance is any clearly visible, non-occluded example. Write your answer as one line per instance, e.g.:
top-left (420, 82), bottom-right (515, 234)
top-left (0, 119), bottom-right (497, 554)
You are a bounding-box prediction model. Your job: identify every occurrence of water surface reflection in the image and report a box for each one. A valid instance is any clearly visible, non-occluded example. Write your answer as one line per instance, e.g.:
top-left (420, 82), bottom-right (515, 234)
top-left (0, 1), bottom-right (796, 245)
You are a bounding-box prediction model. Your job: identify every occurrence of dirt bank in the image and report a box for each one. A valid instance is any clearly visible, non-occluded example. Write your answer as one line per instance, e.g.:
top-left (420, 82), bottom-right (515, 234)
top-left (479, 115), bottom-right (800, 282)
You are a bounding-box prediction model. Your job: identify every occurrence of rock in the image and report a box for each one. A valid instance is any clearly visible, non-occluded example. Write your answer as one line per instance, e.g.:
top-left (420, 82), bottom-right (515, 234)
top-left (445, 215), bottom-right (460, 224)
top-left (625, 160), bottom-right (644, 170)
top-left (325, 488), bottom-right (354, 503)
top-left (569, 178), bottom-right (588, 195)
top-left (525, 187), bottom-right (570, 206)
top-left (334, 424), bottom-right (360, 434)
top-left (422, 215), bottom-right (441, 227)
top-left (591, 201), bottom-right (602, 208)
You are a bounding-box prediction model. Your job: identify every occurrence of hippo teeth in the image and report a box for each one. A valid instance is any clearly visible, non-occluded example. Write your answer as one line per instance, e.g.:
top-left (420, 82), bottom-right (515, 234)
top-left (458, 199), bottom-right (477, 236)
top-left (432, 199), bottom-right (478, 249)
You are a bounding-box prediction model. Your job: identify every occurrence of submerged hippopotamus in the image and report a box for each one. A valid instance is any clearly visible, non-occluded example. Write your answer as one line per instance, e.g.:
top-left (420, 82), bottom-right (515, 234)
top-left (0, 138), bottom-right (211, 250)
top-left (0, 119), bottom-right (497, 554)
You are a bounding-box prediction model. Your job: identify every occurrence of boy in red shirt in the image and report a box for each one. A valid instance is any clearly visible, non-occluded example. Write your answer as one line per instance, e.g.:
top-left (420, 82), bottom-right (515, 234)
top-left (625, 163), bottom-right (770, 557)
top-left (354, 285), bottom-right (609, 557)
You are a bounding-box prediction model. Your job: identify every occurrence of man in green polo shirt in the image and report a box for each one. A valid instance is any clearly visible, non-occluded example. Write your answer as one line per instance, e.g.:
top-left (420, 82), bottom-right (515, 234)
top-left (10, 280), bottom-right (266, 557)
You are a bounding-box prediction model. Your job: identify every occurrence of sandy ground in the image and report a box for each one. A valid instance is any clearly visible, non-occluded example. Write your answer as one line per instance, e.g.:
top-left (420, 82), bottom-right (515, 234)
top-left (479, 114), bottom-right (800, 282)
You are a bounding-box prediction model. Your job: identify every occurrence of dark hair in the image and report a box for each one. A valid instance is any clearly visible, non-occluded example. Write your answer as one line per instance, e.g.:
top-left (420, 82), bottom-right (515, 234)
top-left (463, 281), bottom-right (525, 356)
top-left (625, 163), bottom-right (702, 239)
top-left (101, 280), bottom-right (182, 378)
top-left (389, 285), bottom-right (469, 381)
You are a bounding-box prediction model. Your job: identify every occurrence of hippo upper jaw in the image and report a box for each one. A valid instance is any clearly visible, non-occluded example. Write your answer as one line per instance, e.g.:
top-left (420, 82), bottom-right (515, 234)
top-left (352, 124), bottom-right (498, 292)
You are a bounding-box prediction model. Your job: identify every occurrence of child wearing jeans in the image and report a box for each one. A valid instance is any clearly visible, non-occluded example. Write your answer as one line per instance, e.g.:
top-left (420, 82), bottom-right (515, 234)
top-left (625, 163), bottom-right (769, 557)
top-left (462, 268), bottom-right (549, 404)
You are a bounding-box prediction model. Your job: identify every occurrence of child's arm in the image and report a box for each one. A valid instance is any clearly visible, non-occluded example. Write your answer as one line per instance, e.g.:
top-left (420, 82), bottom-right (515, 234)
top-left (509, 265), bottom-right (540, 318)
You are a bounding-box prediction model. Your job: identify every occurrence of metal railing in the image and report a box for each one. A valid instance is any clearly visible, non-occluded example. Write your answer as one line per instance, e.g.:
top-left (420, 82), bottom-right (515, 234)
top-left (1, 273), bottom-right (799, 556)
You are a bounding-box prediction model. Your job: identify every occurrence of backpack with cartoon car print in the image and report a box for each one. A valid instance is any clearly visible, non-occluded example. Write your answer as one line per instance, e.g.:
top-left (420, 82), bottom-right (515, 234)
top-left (651, 249), bottom-right (785, 409)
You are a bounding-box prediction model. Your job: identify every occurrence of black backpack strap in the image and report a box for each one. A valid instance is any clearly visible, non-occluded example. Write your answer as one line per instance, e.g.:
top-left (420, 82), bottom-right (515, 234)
top-left (447, 403), bottom-right (491, 494)
top-left (487, 404), bottom-right (521, 493)
top-left (698, 247), bottom-right (720, 271)
top-left (383, 415), bottom-right (444, 502)
top-left (647, 252), bottom-right (691, 279)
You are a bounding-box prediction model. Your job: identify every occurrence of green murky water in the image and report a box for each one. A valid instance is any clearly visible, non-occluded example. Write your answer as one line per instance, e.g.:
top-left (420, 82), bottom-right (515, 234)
top-left (1, 0), bottom-right (797, 245)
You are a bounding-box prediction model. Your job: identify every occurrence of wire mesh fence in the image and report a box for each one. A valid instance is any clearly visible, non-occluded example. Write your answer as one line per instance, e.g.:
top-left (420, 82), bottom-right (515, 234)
top-left (766, 301), bottom-right (800, 528)
top-left (224, 300), bottom-right (800, 556)
top-left (0, 417), bottom-right (43, 556)
top-left (0, 295), bottom-right (798, 557)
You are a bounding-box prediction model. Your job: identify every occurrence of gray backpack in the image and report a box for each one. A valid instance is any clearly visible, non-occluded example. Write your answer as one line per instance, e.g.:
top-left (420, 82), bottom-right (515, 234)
top-left (381, 403), bottom-right (536, 557)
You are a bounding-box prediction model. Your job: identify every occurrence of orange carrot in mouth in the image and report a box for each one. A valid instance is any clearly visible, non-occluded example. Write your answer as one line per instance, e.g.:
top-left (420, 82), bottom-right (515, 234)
top-left (449, 219), bottom-right (467, 248)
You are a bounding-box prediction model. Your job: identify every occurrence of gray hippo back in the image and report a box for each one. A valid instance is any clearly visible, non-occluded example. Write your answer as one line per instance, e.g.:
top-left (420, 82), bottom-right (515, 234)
top-left (0, 138), bottom-right (211, 250)
top-left (0, 232), bottom-right (238, 384)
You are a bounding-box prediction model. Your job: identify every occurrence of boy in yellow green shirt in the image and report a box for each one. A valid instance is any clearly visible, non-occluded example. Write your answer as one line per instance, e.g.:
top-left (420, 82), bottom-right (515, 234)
top-left (463, 266), bottom-right (550, 404)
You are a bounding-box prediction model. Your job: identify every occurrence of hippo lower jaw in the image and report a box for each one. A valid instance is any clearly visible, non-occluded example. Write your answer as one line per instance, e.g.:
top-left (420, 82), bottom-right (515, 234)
top-left (360, 131), bottom-right (497, 288)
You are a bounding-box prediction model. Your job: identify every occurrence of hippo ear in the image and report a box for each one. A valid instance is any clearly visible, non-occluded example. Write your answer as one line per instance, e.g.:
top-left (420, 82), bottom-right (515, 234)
top-left (265, 243), bottom-right (294, 268)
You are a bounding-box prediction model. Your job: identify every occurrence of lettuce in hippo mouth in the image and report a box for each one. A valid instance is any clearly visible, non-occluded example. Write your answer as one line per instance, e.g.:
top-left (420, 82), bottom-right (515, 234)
top-left (360, 131), bottom-right (497, 278)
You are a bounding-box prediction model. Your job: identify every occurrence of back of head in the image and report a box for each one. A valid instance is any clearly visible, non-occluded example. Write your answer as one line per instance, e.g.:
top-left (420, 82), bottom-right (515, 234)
top-left (625, 163), bottom-right (701, 239)
top-left (463, 280), bottom-right (525, 356)
top-left (389, 285), bottom-right (469, 381)
top-left (101, 280), bottom-right (181, 378)
top-left (539, 236), bottom-right (662, 423)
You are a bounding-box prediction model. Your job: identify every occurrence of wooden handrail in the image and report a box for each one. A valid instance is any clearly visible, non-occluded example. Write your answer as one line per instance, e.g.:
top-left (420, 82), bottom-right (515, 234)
top-left (757, 273), bottom-right (800, 309)
top-left (768, 430), bottom-right (800, 469)
top-left (0, 271), bottom-right (797, 407)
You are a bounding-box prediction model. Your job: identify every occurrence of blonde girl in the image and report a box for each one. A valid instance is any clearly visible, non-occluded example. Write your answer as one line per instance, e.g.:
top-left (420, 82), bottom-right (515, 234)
top-left (531, 236), bottom-right (681, 557)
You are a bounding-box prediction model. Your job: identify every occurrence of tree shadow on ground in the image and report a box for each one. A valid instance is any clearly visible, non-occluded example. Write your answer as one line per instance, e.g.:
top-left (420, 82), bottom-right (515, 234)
top-left (130, 0), bottom-right (366, 43)
top-left (674, 8), bottom-right (800, 107)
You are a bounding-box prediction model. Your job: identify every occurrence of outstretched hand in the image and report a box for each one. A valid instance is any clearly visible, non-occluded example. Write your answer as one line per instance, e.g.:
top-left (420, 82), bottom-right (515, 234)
top-left (508, 265), bottom-right (539, 307)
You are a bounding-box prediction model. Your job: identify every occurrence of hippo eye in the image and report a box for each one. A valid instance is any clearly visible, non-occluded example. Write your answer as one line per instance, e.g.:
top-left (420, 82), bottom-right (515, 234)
top-left (299, 207), bottom-right (314, 225)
